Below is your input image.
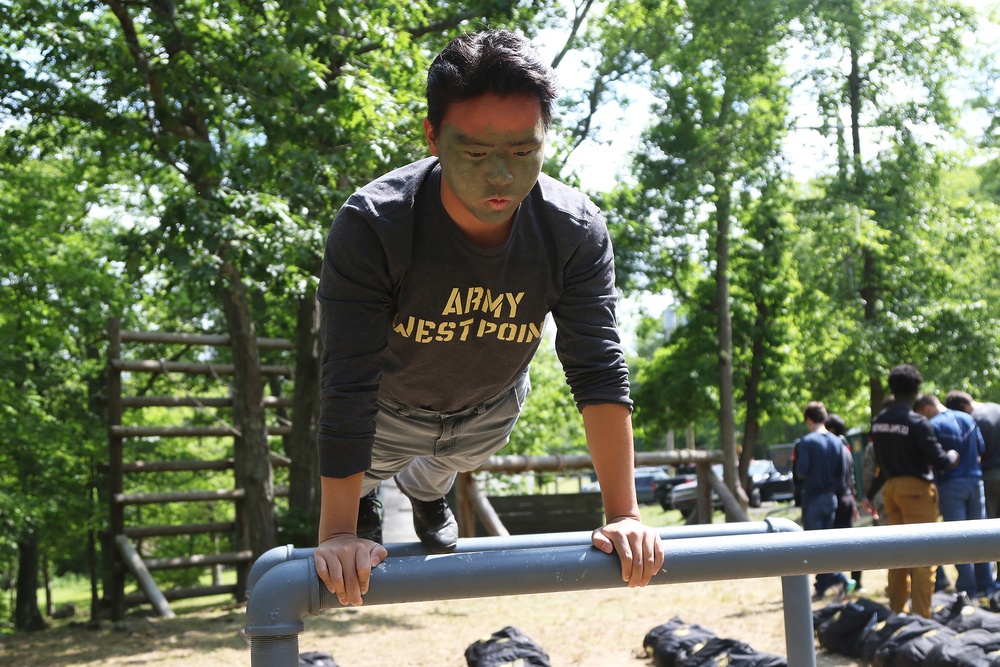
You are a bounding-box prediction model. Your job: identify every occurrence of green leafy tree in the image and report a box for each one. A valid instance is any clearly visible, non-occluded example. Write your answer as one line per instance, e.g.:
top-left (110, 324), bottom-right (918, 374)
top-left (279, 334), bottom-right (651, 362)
top-left (794, 0), bottom-right (983, 418)
top-left (595, 0), bottom-right (799, 504)
top-left (0, 127), bottom-right (134, 629)
top-left (508, 332), bottom-right (588, 456)
top-left (1, 0), bottom-right (552, 569)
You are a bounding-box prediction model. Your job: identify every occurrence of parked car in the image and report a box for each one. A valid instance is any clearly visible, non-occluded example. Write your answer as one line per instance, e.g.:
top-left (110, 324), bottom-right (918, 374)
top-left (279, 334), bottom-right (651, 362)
top-left (668, 460), bottom-right (795, 516)
top-left (582, 466), bottom-right (672, 506)
top-left (750, 459), bottom-right (796, 504)
top-left (655, 465), bottom-right (698, 510)
top-left (634, 467), bottom-right (672, 505)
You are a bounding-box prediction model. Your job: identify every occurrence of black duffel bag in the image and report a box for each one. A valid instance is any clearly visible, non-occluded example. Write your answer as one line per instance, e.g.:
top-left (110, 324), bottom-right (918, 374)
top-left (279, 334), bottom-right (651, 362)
top-left (464, 626), bottom-right (551, 667)
top-left (676, 637), bottom-right (787, 667)
top-left (299, 651), bottom-right (338, 667)
top-left (815, 598), bottom-right (892, 658)
top-left (643, 617), bottom-right (717, 667)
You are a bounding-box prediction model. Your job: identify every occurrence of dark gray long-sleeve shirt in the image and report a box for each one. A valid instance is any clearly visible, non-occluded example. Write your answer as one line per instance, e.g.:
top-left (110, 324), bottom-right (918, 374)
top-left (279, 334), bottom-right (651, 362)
top-left (867, 404), bottom-right (953, 501)
top-left (317, 158), bottom-right (631, 478)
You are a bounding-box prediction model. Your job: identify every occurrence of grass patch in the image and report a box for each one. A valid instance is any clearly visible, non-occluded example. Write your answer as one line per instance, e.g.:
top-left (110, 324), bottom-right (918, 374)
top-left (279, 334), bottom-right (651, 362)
top-left (38, 567), bottom-right (242, 621)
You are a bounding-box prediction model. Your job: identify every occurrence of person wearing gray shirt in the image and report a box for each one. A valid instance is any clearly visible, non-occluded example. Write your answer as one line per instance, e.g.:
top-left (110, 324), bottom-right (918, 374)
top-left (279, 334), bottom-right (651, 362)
top-left (947, 389), bottom-right (1000, 586)
top-left (312, 29), bottom-right (665, 608)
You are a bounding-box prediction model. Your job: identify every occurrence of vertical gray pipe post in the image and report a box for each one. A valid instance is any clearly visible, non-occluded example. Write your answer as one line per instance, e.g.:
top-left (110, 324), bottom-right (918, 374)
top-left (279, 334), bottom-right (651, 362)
top-left (781, 574), bottom-right (815, 667)
top-left (245, 555), bottom-right (316, 667)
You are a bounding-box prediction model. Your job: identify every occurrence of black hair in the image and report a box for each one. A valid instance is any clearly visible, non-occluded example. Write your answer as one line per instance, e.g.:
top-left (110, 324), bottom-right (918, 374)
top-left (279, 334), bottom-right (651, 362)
top-left (913, 394), bottom-right (938, 413)
top-left (426, 29), bottom-right (558, 135)
top-left (945, 390), bottom-right (974, 412)
top-left (887, 364), bottom-right (923, 399)
top-left (825, 413), bottom-right (847, 437)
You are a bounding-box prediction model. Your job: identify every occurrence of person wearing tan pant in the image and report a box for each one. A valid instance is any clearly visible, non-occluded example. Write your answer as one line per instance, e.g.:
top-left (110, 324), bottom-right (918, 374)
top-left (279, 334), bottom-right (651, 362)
top-left (865, 364), bottom-right (958, 618)
top-left (881, 476), bottom-right (941, 618)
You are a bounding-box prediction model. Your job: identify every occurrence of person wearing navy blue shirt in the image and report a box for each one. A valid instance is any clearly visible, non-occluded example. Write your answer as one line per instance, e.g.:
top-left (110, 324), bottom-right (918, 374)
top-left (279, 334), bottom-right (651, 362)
top-left (914, 393), bottom-right (998, 597)
top-left (796, 401), bottom-right (854, 600)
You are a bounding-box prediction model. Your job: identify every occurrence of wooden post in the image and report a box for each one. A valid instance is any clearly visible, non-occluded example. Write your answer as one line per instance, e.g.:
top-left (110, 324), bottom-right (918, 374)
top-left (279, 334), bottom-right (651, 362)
top-left (465, 477), bottom-right (510, 537)
top-left (455, 473), bottom-right (476, 538)
top-left (106, 317), bottom-right (126, 620)
top-left (695, 462), bottom-right (713, 524)
top-left (707, 470), bottom-right (749, 522)
top-left (114, 536), bottom-right (175, 619)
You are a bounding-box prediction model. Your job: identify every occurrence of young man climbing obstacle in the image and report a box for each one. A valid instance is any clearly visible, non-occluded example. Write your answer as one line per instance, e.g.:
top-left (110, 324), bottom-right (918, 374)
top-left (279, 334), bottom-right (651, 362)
top-left (313, 29), bottom-right (664, 607)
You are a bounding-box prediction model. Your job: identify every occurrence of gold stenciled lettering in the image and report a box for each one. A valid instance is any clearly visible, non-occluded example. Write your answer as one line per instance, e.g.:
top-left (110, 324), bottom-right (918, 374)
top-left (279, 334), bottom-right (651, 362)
top-left (498, 323), bottom-right (518, 341)
top-left (436, 321), bottom-right (455, 342)
top-left (393, 315), bottom-right (415, 337)
top-left (393, 315), bottom-right (544, 344)
top-left (506, 292), bottom-right (524, 318)
top-left (518, 322), bottom-right (542, 343)
top-left (484, 290), bottom-right (504, 318)
top-left (441, 287), bottom-right (526, 319)
top-left (415, 319), bottom-right (435, 343)
top-left (442, 288), bottom-right (464, 316)
top-left (466, 287), bottom-right (484, 313)
top-left (457, 318), bottom-right (475, 341)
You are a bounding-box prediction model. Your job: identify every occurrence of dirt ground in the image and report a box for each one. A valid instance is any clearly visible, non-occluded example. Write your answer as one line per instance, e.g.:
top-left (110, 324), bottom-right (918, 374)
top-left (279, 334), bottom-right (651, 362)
top-left (0, 569), bottom-right (890, 666)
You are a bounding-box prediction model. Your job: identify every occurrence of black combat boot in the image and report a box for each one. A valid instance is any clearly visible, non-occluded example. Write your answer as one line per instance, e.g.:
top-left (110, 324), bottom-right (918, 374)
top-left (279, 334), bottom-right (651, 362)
top-left (396, 479), bottom-right (458, 553)
top-left (356, 489), bottom-right (383, 544)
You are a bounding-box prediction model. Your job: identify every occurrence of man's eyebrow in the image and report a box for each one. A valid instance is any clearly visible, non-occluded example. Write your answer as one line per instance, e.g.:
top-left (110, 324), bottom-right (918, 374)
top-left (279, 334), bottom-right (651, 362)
top-left (454, 132), bottom-right (543, 148)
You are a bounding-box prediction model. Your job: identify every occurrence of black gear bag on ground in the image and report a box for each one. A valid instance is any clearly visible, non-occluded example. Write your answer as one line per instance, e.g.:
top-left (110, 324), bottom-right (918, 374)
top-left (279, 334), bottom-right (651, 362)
top-left (924, 627), bottom-right (1000, 667)
top-left (932, 592), bottom-right (1000, 634)
top-left (815, 598), bottom-right (892, 658)
top-left (464, 626), bottom-right (551, 667)
top-left (299, 651), bottom-right (338, 667)
top-left (857, 614), bottom-right (942, 666)
top-left (643, 617), bottom-right (717, 667)
top-left (676, 636), bottom-right (787, 667)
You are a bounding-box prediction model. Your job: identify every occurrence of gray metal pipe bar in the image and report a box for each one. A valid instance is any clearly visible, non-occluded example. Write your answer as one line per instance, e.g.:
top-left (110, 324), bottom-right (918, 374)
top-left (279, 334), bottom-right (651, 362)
top-left (384, 517), bottom-right (796, 557)
top-left (245, 544), bottom-right (315, 600)
top-left (247, 525), bottom-right (790, 595)
top-left (245, 519), bottom-right (1000, 667)
top-left (246, 525), bottom-right (804, 599)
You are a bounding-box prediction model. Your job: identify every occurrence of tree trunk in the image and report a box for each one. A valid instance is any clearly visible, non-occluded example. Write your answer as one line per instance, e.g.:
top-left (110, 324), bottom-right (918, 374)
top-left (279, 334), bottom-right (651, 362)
top-left (739, 314), bottom-right (766, 491)
top-left (713, 180), bottom-right (748, 515)
top-left (862, 248), bottom-right (882, 415)
top-left (286, 290), bottom-right (322, 544)
top-left (14, 531), bottom-right (46, 632)
top-left (219, 258), bottom-right (276, 564)
top-left (849, 33), bottom-right (862, 165)
top-left (848, 27), bottom-right (884, 420)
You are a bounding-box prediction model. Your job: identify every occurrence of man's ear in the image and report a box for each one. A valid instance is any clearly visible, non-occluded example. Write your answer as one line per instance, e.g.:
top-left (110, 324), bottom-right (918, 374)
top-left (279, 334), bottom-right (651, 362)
top-left (423, 118), bottom-right (439, 156)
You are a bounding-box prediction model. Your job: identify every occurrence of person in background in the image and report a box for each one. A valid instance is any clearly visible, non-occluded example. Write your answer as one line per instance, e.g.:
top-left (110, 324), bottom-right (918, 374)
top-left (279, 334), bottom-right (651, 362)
top-left (826, 412), bottom-right (862, 592)
top-left (946, 389), bottom-right (1000, 579)
top-left (914, 393), bottom-right (998, 598)
top-left (865, 365), bottom-right (958, 618)
top-left (797, 401), bottom-right (855, 601)
top-left (862, 396), bottom-right (895, 528)
top-left (861, 435), bottom-right (886, 528)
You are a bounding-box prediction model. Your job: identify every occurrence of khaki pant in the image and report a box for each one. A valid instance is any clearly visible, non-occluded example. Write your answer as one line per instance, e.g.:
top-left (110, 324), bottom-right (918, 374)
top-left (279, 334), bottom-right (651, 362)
top-left (362, 372), bottom-right (530, 500)
top-left (882, 476), bottom-right (940, 618)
